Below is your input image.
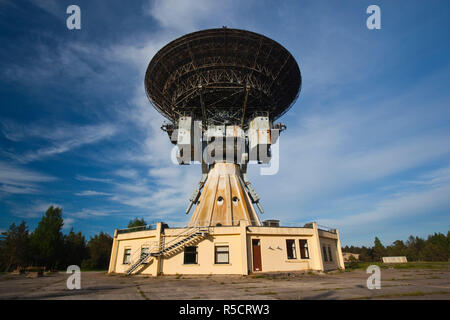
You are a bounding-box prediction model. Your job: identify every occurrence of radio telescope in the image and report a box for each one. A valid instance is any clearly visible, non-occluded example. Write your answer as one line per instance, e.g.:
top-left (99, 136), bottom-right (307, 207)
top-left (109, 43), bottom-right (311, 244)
top-left (145, 27), bottom-right (301, 227)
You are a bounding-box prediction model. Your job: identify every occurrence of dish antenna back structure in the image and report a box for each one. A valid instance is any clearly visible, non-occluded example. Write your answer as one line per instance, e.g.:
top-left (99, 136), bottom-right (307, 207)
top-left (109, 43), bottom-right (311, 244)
top-left (145, 28), bottom-right (301, 227)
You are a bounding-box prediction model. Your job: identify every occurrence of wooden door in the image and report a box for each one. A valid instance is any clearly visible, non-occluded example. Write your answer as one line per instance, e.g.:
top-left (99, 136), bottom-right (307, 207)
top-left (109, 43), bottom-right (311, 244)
top-left (252, 239), bottom-right (262, 271)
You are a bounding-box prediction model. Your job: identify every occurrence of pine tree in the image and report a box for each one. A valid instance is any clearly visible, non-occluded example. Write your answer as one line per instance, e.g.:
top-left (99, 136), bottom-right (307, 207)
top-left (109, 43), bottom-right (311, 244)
top-left (1, 221), bottom-right (30, 271)
top-left (30, 206), bottom-right (65, 269)
top-left (83, 232), bottom-right (113, 270)
top-left (127, 217), bottom-right (147, 229)
top-left (64, 228), bottom-right (88, 267)
top-left (373, 237), bottom-right (386, 262)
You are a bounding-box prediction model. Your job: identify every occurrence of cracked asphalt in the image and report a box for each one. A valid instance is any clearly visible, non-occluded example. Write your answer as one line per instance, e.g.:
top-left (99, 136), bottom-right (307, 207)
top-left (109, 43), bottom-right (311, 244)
top-left (0, 267), bottom-right (448, 300)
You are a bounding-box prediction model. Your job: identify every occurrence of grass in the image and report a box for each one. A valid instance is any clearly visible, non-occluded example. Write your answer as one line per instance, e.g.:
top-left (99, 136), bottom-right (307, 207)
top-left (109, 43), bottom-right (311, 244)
top-left (352, 290), bottom-right (449, 300)
top-left (345, 261), bottom-right (449, 271)
top-left (392, 262), bottom-right (449, 270)
top-left (136, 286), bottom-right (149, 300)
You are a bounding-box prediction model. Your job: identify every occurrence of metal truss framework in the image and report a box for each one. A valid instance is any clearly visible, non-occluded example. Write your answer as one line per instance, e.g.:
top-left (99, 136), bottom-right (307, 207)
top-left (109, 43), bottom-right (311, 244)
top-left (145, 28), bottom-right (302, 127)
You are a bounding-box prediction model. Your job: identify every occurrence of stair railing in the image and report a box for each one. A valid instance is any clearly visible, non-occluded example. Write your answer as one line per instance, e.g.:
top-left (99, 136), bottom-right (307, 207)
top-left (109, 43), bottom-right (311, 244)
top-left (128, 240), bottom-right (160, 267)
top-left (126, 226), bottom-right (211, 274)
top-left (159, 226), bottom-right (202, 252)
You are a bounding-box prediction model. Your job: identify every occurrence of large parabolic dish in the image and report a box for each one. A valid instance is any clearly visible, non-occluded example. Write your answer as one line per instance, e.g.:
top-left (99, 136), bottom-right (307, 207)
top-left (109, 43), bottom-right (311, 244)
top-left (145, 28), bottom-right (301, 126)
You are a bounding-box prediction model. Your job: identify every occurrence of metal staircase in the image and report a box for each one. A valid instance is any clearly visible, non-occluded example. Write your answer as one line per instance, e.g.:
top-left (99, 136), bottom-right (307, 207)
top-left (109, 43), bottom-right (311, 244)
top-left (126, 226), bottom-right (209, 275)
top-left (126, 251), bottom-right (154, 275)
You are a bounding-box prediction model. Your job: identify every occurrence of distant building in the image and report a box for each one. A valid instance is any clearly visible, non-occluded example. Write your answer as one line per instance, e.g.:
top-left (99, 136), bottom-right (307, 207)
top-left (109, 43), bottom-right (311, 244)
top-left (342, 252), bottom-right (360, 262)
top-left (382, 256), bottom-right (407, 263)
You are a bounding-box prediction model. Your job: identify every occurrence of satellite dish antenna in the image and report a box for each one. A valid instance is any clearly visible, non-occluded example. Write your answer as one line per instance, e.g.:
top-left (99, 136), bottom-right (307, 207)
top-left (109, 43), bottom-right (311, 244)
top-left (145, 28), bottom-right (301, 227)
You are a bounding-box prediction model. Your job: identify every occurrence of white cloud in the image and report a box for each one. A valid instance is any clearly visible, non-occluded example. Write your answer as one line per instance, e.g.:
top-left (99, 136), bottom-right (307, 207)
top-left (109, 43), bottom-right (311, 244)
top-left (0, 161), bottom-right (57, 195)
top-left (114, 169), bottom-right (139, 179)
top-left (148, 166), bottom-right (180, 180)
top-left (407, 166), bottom-right (450, 187)
top-left (63, 218), bottom-right (75, 230)
top-left (9, 201), bottom-right (62, 219)
top-left (28, 0), bottom-right (61, 17)
top-left (1, 41), bottom-right (107, 86)
top-left (75, 175), bottom-right (112, 183)
top-left (69, 208), bottom-right (113, 219)
top-left (320, 184), bottom-right (450, 231)
top-left (75, 190), bottom-right (113, 197)
top-left (1, 120), bottom-right (118, 163)
top-left (148, 0), bottom-right (236, 32)
top-left (107, 164), bottom-right (199, 217)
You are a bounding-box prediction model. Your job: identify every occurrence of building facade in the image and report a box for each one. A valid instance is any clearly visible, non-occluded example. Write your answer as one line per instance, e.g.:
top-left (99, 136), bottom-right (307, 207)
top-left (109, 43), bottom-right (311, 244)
top-left (108, 221), bottom-right (345, 276)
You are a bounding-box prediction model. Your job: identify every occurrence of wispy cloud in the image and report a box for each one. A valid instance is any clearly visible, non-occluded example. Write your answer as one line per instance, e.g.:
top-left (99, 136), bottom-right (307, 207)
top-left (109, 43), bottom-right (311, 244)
top-left (1, 40), bottom-right (108, 86)
top-left (107, 165), bottom-right (198, 217)
top-left (114, 169), bottom-right (139, 179)
top-left (406, 166), bottom-right (450, 188)
top-left (1, 120), bottom-right (118, 163)
top-left (75, 190), bottom-right (113, 197)
top-left (9, 200), bottom-right (62, 219)
top-left (28, 0), bottom-right (61, 18)
top-left (321, 183), bottom-right (450, 231)
top-left (68, 208), bottom-right (114, 219)
top-left (0, 161), bottom-right (57, 195)
top-left (63, 217), bottom-right (75, 230)
top-left (75, 175), bottom-right (113, 183)
top-left (148, 0), bottom-right (237, 32)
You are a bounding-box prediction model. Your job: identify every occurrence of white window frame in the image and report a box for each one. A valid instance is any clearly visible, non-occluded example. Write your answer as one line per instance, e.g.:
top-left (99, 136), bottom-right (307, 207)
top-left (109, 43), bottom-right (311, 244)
top-left (214, 245), bottom-right (230, 264)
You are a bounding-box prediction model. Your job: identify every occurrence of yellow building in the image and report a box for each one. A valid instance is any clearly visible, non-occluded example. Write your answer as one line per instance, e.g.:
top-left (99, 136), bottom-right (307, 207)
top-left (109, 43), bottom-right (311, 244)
top-left (108, 220), bottom-right (344, 276)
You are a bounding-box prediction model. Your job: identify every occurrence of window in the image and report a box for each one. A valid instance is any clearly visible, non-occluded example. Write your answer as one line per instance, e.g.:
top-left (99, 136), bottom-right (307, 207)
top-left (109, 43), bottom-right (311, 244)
top-left (286, 239), bottom-right (297, 259)
top-left (123, 248), bottom-right (131, 264)
top-left (141, 247), bottom-right (149, 259)
top-left (328, 246), bottom-right (333, 262)
top-left (322, 246), bottom-right (328, 262)
top-left (184, 246), bottom-right (197, 264)
top-left (299, 240), bottom-right (309, 259)
top-left (215, 246), bottom-right (229, 264)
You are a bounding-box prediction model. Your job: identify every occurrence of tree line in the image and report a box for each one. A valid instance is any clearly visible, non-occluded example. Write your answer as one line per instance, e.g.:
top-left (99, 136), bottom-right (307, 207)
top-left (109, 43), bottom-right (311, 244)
top-left (0, 206), bottom-right (114, 272)
top-left (343, 233), bottom-right (449, 262)
top-left (1, 205), bottom-right (448, 271)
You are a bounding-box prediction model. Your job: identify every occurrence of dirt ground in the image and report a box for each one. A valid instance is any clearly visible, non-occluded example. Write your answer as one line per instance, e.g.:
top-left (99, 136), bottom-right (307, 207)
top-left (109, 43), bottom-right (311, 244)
top-left (0, 267), bottom-right (449, 300)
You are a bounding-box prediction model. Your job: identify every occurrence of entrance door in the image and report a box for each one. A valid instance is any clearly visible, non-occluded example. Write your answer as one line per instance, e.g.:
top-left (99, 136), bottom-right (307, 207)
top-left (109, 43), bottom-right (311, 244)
top-left (252, 239), bottom-right (262, 271)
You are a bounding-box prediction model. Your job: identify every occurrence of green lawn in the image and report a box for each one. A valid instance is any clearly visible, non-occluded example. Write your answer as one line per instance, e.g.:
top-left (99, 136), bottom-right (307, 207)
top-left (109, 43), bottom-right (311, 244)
top-left (345, 261), bottom-right (449, 271)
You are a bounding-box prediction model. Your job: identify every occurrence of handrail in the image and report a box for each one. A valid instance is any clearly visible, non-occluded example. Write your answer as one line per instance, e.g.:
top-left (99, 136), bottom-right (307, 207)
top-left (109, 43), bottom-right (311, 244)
top-left (128, 240), bottom-right (160, 266)
top-left (126, 226), bottom-right (211, 274)
top-left (160, 226), bottom-right (206, 251)
top-left (117, 224), bottom-right (156, 234)
top-left (317, 224), bottom-right (337, 234)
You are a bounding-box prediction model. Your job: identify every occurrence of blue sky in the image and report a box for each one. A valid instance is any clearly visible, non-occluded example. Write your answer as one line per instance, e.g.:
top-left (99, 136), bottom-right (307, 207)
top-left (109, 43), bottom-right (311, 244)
top-left (0, 0), bottom-right (449, 246)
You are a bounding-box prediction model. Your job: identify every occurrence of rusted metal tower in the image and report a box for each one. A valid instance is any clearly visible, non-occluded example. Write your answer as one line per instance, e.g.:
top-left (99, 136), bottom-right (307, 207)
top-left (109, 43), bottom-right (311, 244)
top-left (145, 28), bottom-right (301, 227)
